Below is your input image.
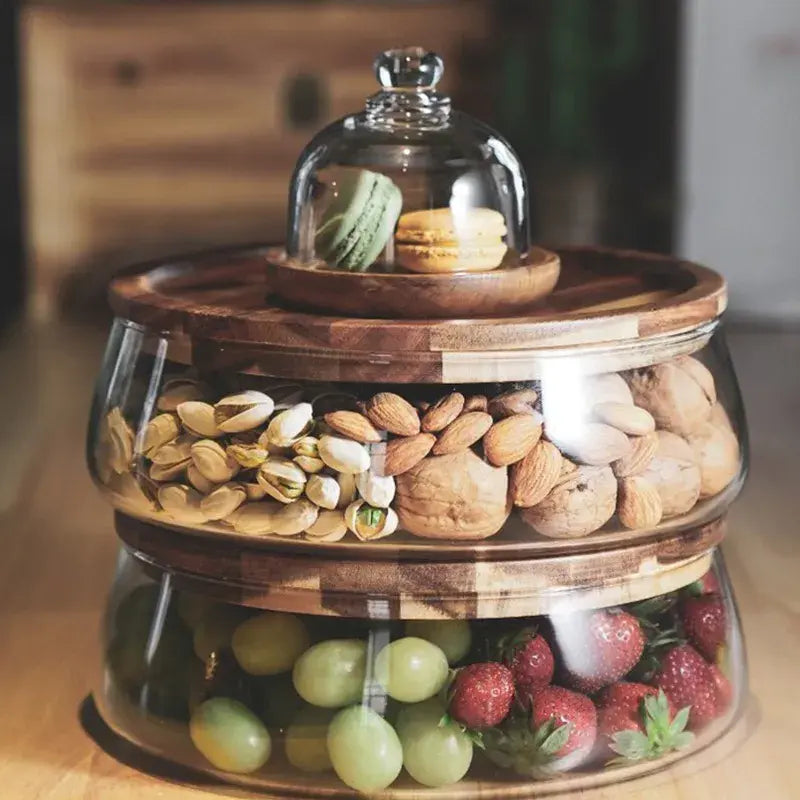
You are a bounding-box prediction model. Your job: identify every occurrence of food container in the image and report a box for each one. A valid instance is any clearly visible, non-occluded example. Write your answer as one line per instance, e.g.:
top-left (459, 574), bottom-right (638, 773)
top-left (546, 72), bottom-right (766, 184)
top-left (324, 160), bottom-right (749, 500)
top-left (96, 526), bottom-right (745, 796)
top-left (86, 45), bottom-right (750, 797)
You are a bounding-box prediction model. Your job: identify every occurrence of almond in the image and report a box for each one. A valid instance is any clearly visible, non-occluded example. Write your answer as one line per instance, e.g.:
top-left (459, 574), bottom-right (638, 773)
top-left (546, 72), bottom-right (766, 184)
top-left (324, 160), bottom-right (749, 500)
top-left (374, 433), bottom-right (436, 477)
top-left (510, 440), bottom-right (562, 507)
top-left (617, 476), bottom-right (663, 529)
top-left (592, 401), bottom-right (655, 436)
top-left (674, 355), bottom-right (717, 404)
top-left (612, 431), bottom-right (659, 477)
top-left (366, 392), bottom-right (420, 437)
top-left (421, 392), bottom-right (465, 433)
top-left (547, 422), bottom-right (631, 466)
top-left (464, 394), bottom-right (488, 413)
top-left (324, 410), bottom-right (382, 443)
top-left (483, 413), bottom-right (543, 466)
top-left (432, 412), bottom-right (493, 455)
top-left (488, 388), bottom-right (539, 420)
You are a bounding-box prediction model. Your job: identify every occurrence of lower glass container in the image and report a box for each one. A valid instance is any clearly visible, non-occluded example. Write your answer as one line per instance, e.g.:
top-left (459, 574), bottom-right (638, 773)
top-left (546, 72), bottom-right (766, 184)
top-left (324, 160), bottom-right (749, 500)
top-left (95, 545), bottom-right (746, 796)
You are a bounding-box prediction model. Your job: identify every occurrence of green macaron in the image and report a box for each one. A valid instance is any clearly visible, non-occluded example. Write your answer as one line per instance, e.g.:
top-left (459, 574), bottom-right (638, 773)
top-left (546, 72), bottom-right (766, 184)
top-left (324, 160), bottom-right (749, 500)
top-left (315, 169), bottom-right (402, 271)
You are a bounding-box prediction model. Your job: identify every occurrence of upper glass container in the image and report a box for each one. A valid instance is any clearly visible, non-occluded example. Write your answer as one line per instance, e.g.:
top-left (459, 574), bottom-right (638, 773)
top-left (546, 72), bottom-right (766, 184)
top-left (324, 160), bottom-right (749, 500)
top-left (285, 47), bottom-right (529, 273)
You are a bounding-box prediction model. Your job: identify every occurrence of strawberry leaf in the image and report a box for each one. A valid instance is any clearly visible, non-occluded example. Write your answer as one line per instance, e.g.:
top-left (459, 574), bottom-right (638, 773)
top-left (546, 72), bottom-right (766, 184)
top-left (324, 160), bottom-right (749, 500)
top-left (539, 723), bottom-right (571, 756)
top-left (668, 706), bottom-right (691, 737)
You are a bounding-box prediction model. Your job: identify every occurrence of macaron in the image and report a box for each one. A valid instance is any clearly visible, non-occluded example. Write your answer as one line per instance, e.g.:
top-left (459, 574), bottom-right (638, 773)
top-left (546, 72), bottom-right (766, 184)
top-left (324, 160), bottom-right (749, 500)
top-left (394, 207), bottom-right (508, 273)
top-left (315, 169), bottom-right (402, 272)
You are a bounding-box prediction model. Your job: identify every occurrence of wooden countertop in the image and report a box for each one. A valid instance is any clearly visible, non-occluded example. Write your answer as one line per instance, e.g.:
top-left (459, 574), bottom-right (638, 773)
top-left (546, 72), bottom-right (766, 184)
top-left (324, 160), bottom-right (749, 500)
top-left (0, 321), bottom-right (797, 800)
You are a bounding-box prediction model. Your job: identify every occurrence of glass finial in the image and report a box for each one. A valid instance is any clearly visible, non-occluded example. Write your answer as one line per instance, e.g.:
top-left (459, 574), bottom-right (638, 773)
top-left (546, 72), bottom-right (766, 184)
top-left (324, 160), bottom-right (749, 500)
top-left (374, 47), bottom-right (444, 90)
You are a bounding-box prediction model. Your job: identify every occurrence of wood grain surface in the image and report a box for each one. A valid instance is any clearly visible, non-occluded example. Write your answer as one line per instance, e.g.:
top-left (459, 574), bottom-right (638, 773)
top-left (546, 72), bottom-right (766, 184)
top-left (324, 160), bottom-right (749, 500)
top-left (264, 248), bottom-right (561, 319)
top-left (108, 245), bottom-right (727, 382)
top-left (0, 321), bottom-right (796, 799)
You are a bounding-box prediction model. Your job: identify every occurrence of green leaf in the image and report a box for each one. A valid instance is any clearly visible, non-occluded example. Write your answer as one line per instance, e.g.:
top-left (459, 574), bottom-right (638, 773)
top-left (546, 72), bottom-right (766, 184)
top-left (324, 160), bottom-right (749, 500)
top-left (668, 706), bottom-right (691, 737)
top-left (609, 730), bottom-right (650, 761)
top-left (671, 732), bottom-right (695, 750)
top-left (539, 722), bottom-right (571, 756)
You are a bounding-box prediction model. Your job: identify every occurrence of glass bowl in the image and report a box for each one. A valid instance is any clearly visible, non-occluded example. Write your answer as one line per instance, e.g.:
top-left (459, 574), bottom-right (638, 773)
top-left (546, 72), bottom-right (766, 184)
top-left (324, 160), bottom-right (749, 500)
top-left (94, 546), bottom-right (746, 796)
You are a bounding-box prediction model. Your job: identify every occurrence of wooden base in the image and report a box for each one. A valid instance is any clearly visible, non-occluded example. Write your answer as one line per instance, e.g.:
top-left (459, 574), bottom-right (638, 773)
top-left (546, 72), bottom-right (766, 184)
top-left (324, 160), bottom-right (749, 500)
top-left (116, 512), bottom-right (725, 619)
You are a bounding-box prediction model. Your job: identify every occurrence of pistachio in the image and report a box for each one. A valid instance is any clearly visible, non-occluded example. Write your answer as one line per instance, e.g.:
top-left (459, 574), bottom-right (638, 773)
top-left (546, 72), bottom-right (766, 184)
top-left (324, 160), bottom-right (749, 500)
top-left (227, 501), bottom-right (281, 535)
top-left (317, 435), bottom-right (371, 475)
top-left (356, 470), bottom-right (396, 508)
top-left (150, 434), bottom-right (194, 466)
top-left (149, 460), bottom-right (190, 482)
top-left (272, 499), bottom-right (319, 536)
top-left (108, 471), bottom-right (158, 513)
top-left (187, 463), bottom-right (217, 494)
top-left (104, 407), bottom-right (134, 474)
top-left (336, 473), bottom-right (358, 509)
top-left (305, 509), bottom-right (348, 542)
top-left (177, 401), bottom-right (222, 438)
top-left (264, 402), bottom-right (314, 447)
top-left (157, 378), bottom-right (207, 412)
top-left (229, 429), bottom-right (262, 445)
top-left (141, 413), bottom-right (180, 456)
top-left (294, 455), bottom-right (325, 473)
top-left (257, 458), bottom-right (307, 503)
top-left (242, 480), bottom-right (267, 501)
top-left (227, 442), bottom-right (269, 469)
top-left (344, 500), bottom-right (398, 541)
top-left (200, 482), bottom-right (247, 520)
top-left (292, 436), bottom-right (320, 459)
top-left (190, 439), bottom-right (239, 483)
top-left (157, 484), bottom-right (209, 524)
top-left (214, 390), bottom-right (274, 433)
top-left (305, 474), bottom-right (341, 510)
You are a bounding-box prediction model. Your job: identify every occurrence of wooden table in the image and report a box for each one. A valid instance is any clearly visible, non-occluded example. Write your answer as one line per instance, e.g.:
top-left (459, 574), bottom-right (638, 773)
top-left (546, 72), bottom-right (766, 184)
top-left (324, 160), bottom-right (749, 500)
top-left (0, 322), bottom-right (796, 799)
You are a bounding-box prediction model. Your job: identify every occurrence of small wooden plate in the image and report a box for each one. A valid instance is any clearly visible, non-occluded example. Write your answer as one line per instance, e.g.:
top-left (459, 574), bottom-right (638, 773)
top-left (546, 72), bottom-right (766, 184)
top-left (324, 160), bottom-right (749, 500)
top-left (264, 247), bottom-right (560, 319)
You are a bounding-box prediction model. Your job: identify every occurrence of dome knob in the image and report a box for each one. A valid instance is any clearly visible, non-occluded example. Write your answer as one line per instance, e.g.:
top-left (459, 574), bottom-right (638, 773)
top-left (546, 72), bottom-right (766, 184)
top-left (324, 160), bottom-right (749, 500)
top-left (374, 47), bottom-right (444, 90)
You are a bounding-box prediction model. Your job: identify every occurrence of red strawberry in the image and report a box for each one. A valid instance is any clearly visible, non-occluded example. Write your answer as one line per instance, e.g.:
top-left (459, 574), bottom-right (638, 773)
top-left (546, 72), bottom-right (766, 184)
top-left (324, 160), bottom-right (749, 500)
top-left (654, 645), bottom-right (718, 730)
top-left (680, 594), bottom-right (726, 661)
top-left (685, 569), bottom-right (720, 596)
top-left (555, 610), bottom-right (645, 694)
top-left (502, 627), bottom-right (555, 705)
top-left (530, 686), bottom-right (597, 757)
top-left (709, 664), bottom-right (733, 714)
top-left (449, 662), bottom-right (514, 729)
top-left (598, 688), bottom-right (695, 762)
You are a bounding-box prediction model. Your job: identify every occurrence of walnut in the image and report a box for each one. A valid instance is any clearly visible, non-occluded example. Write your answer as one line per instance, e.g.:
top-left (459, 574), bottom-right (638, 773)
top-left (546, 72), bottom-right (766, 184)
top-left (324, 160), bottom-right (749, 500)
top-left (394, 450), bottom-right (510, 539)
top-left (625, 357), bottom-right (714, 437)
top-left (520, 465), bottom-right (617, 539)
top-left (686, 419), bottom-right (740, 498)
top-left (639, 431), bottom-right (701, 517)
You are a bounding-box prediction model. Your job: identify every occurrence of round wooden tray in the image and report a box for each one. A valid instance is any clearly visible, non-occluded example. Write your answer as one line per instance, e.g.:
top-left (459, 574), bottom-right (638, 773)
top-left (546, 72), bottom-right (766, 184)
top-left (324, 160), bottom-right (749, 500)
top-left (108, 245), bottom-right (727, 383)
top-left (116, 512), bottom-right (725, 619)
top-left (263, 248), bottom-right (561, 319)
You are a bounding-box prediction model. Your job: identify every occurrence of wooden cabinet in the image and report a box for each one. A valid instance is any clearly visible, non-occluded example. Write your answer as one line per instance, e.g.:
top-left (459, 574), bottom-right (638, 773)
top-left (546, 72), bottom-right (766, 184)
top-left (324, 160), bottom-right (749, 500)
top-left (21, 1), bottom-right (492, 315)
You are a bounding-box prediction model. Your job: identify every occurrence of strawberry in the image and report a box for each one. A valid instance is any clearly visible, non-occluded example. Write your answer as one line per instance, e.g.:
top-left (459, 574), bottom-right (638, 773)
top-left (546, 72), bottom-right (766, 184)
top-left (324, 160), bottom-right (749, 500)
top-left (501, 626), bottom-right (555, 705)
top-left (684, 569), bottom-right (720, 596)
top-left (555, 610), bottom-right (645, 694)
top-left (680, 594), bottom-right (726, 661)
top-left (448, 662), bottom-right (514, 729)
top-left (709, 664), bottom-right (733, 714)
top-left (599, 689), bottom-right (695, 763)
top-left (596, 681), bottom-right (670, 717)
top-left (653, 645), bottom-right (719, 730)
top-left (530, 686), bottom-right (597, 757)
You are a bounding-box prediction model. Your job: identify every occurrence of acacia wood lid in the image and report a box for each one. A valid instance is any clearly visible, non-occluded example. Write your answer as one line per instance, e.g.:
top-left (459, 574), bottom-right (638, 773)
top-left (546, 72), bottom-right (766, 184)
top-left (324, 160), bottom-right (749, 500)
top-left (108, 245), bottom-right (726, 383)
top-left (116, 512), bottom-right (724, 620)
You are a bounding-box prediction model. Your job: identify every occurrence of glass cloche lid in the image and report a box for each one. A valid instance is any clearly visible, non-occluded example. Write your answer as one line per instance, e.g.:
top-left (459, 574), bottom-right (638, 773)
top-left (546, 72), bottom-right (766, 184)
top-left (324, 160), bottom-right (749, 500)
top-left (286, 47), bottom-right (530, 275)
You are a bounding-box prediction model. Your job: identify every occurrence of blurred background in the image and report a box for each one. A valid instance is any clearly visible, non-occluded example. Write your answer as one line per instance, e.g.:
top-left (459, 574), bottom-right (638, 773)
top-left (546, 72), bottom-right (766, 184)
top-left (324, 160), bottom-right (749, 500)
top-left (1, 0), bottom-right (798, 326)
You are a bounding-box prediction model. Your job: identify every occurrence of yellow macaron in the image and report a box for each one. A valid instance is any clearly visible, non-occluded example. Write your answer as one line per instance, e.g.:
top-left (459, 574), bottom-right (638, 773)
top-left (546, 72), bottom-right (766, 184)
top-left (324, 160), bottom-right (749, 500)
top-left (394, 207), bottom-right (508, 273)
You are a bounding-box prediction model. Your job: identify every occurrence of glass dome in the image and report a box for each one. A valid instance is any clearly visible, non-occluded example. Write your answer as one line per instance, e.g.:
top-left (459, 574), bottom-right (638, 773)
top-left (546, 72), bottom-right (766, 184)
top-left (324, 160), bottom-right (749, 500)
top-left (94, 546), bottom-right (746, 795)
top-left (285, 47), bottom-right (529, 273)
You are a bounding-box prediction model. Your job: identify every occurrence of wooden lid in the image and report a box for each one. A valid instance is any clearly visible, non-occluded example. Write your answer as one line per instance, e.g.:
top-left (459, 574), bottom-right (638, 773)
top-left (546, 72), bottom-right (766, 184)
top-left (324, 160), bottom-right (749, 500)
top-left (108, 245), bottom-right (726, 383)
top-left (116, 512), bottom-right (725, 620)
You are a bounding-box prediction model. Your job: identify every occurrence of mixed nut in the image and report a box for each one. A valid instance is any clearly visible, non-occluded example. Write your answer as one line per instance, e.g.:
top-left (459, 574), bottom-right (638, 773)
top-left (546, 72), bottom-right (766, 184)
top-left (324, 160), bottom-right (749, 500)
top-left (95, 354), bottom-right (741, 543)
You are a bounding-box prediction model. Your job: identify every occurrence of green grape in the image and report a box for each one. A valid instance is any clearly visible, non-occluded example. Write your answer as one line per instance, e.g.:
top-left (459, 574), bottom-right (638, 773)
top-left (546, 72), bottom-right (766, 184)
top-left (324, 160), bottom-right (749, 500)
top-left (327, 705), bottom-right (402, 792)
top-left (177, 592), bottom-right (217, 629)
top-left (405, 619), bottom-right (472, 664)
top-left (189, 697), bottom-right (271, 774)
top-left (374, 637), bottom-right (449, 703)
top-left (285, 706), bottom-right (335, 773)
top-left (292, 639), bottom-right (366, 708)
top-left (231, 612), bottom-right (310, 676)
top-left (193, 605), bottom-right (250, 662)
top-left (397, 698), bottom-right (473, 787)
